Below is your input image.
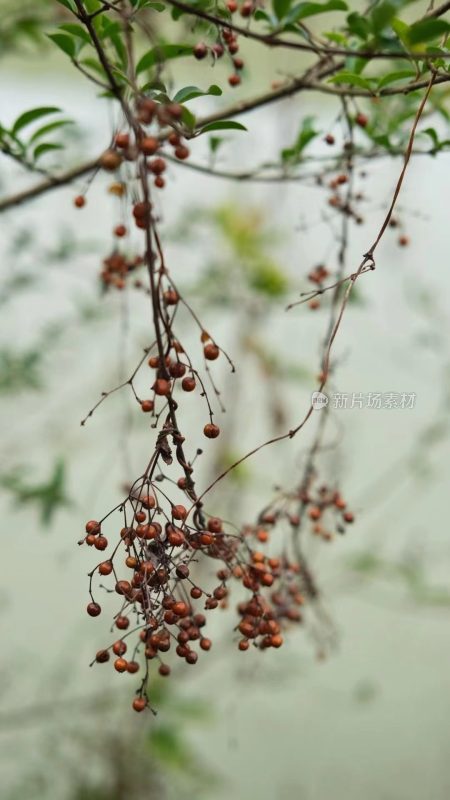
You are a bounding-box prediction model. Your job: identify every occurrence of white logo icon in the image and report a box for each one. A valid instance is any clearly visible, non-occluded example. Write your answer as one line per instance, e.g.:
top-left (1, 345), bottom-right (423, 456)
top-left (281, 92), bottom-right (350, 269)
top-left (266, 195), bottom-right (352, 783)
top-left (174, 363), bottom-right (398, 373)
top-left (312, 391), bottom-right (329, 410)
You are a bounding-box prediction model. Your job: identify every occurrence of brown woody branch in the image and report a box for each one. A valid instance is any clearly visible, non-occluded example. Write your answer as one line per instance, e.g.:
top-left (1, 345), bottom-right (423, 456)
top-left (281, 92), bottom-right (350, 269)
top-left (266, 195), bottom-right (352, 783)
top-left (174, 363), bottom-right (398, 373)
top-left (164, 0), bottom-right (450, 60)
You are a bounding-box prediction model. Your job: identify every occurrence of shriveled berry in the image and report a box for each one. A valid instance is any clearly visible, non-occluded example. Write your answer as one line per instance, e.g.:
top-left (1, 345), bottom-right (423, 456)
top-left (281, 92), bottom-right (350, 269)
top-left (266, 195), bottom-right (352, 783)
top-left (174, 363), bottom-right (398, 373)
top-left (95, 649), bottom-right (110, 663)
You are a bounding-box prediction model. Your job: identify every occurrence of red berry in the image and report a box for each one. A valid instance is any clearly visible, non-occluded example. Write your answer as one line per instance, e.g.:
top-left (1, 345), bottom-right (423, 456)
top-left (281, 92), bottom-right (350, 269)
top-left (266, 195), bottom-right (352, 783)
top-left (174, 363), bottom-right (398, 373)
top-left (114, 224), bottom-right (127, 237)
top-left (94, 535), bottom-right (108, 551)
top-left (114, 657), bottom-right (128, 673)
top-left (85, 520), bottom-right (100, 534)
top-left (355, 113), bottom-right (368, 128)
top-left (87, 602), bottom-right (101, 617)
top-left (228, 74), bottom-right (241, 87)
top-left (174, 145), bottom-right (190, 160)
top-left (193, 42), bottom-right (208, 60)
top-left (204, 423), bottom-right (220, 439)
top-left (148, 157), bottom-right (166, 175)
top-left (172, 504), bottom-right (187, 520)
top-left (74, 195), bottom-right (85, 208)
top-left (115, 132), bottom-right (129, 149)
top-left (140, 136), bottom-right (159, 155)
top-left (153, 378), bottom-right (171, 396)
top-left (141, 399), bottom-right (154, 413)
top-left (204, 343), bottom-right (219, 361)
top-left (182, 376), bottom-right (196, 392)
top-left (95, 649), bottom-right (110, 663)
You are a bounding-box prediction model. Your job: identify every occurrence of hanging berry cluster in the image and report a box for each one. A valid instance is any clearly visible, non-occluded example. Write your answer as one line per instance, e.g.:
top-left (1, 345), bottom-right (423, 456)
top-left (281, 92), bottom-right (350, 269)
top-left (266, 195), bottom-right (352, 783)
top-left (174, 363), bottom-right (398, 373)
top-left (82, 460), bottom-right (353, 712)
top-left (66, 0), bottom-right (360, 715)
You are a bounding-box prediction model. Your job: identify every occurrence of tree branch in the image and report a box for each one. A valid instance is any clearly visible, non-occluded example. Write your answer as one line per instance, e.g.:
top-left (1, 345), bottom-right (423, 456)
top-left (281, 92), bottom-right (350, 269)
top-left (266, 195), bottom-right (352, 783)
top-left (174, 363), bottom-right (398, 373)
top-left (164, 0), bottom-right (450, 61)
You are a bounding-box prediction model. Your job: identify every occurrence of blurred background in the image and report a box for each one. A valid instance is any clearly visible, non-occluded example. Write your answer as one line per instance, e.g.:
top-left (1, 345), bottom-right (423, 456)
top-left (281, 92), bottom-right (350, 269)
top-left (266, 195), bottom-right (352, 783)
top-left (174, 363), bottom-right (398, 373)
top-left (1, 1), bottom-right (450, 798)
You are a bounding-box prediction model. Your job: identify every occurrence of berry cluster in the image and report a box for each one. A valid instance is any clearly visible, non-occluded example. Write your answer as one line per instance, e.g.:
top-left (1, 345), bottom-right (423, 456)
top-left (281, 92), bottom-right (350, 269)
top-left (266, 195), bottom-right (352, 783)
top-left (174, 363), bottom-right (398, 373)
top-left (83, 463), bottom-right (352, 712)
top-left (193, 21), bottom-right (246, 87)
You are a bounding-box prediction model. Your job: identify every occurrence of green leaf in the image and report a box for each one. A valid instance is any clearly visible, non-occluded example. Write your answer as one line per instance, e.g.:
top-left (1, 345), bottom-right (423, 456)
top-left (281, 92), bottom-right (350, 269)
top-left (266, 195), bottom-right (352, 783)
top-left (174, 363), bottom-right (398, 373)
top-left (329, 71), bottom-right (374, 90)
top-left (287, 0), bottom-right (347, 24)
top-left (0, 459), bottom-right (71, 525)
top-left (377, 69), bottom-right (415, 90)
top-left (148, 725), bottom-right (192, 771)
top-left (172, 84), bottom-right (222, 103)
top-left (390, 17), bottom-right (411, 48)
top-left (346, 12), bottom-right (370, 40)
top-left (56, 0), bottom-right (77, 10)
top-left (33, 142), bottom-right (64, 161)
top-left (136, 43), bottom-right (193, 74)
top-left (209, 136), bottom-right (224, 154)
top-left (422, 127), bottom-right (439, 147)
top-left (80, 57), bottom-right (107, 77)
top-left (12, 107), bottom-right (61, 135)
top-left (28, 119), bottom-right (74, 144)
top-left (273, 0), bottom-right (292, 22)
top-left (370, 1), bottom-right (397, 35)
top-left (47, 32), bottom-right (77, 58)
top-left (249, 262), bottom-right (287, 297)
top-left (200, 121), bottom-right (247, 133)
top-left (408, 18), bottom-right (450, 45)
top-left (58, 23), bottom-right (92, 44)
top-left (281, 116), bottom-right (318, 162)
top-left (131, 0), bottom-right (165, 7)
top-left (181, 106), bottom-right (196, 130)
